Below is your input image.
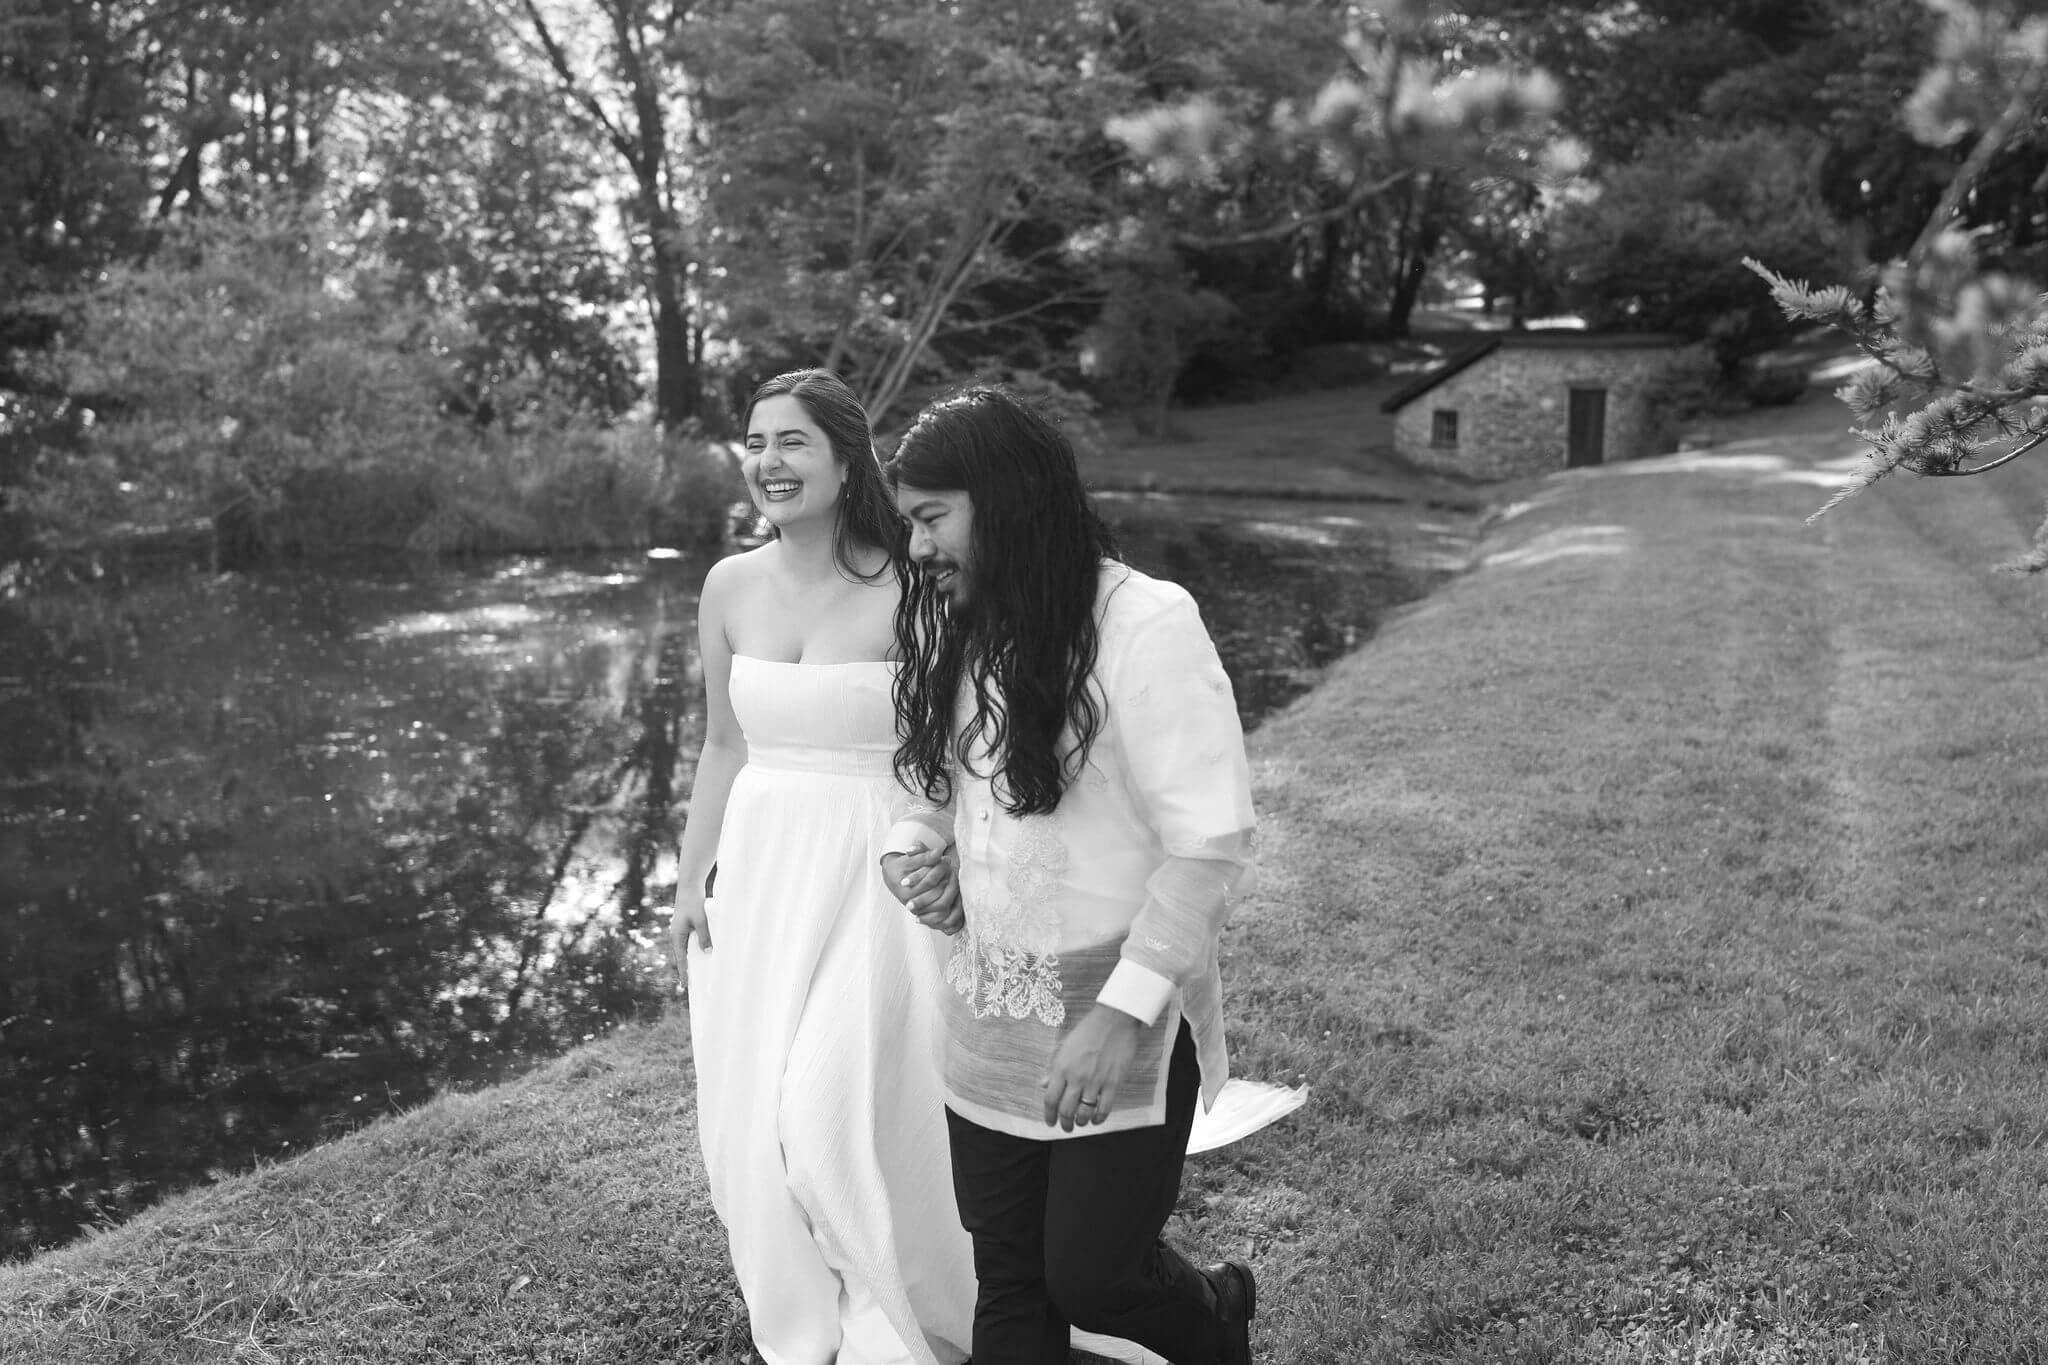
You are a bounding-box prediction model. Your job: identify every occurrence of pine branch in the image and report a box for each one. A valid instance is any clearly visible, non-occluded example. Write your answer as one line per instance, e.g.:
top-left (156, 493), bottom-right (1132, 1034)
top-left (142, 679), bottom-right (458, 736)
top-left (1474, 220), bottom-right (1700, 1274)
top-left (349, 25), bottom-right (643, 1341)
top-left (1932, 423), bottom-right (2048, 477)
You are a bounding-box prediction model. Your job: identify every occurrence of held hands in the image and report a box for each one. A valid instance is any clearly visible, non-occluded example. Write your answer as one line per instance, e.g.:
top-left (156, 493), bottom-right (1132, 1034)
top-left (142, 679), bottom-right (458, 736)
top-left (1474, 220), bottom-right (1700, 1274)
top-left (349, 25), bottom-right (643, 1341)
top-left (1042, 1003), bottom-right (1142, 1131)
top-left (882, 846), bottom-right (964, 936)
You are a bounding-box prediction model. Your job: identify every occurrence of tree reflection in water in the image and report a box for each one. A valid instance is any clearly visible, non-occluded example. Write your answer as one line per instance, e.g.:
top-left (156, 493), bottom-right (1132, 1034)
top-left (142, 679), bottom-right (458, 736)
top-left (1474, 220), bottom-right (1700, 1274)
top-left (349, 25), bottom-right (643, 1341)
top-left (1, 501), bottom-right (1433, 1260)
top-left (1, 557), bottom-right (705, 1259)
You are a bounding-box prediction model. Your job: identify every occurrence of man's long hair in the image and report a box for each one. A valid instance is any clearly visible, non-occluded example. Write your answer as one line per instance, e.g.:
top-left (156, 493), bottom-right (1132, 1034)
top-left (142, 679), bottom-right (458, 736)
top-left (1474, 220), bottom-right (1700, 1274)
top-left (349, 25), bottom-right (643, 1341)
top-left (885, 387), bottom-right (1119, 816)
top-left (744, 368), bottom-right (901, 582)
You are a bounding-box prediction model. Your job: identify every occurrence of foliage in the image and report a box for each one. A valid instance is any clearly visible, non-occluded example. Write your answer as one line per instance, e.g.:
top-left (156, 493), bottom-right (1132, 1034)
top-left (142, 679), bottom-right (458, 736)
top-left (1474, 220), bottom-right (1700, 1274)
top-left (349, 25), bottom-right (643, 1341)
top-left (345, 83), bottom-right (643, 424)
top-left (691, 0), bottom-right (1131, 426)
top-left (1079, 223), bottom-right (1237, 436)
top-left (29, 213), bottom-right (457, 543)
top-left (263, 420), bottom-right (741, 560)
top-left (1106, 0), bottom-right (1583, 341)
top-left (1450, 177), bottom-right (1562, 326)
top-left (1552, 129), bottom-right (1855, 374)
top-left (25, 0), bottom-right (2047, 552)
top-left (0, 0), bottom-right (496, 366)
top-left (516, 0), bottom-right (706, 425)
top-left (1809, 0), bottom-right (1957, 263)
top-left (1637, 364), bottom-right (1735, 455)
top-left (0, 1), bottom-right (155, 330)
top-left (26, 211), bottom-right (737, 562)
top-left (1747, 0), bottom-right (2048, 568)
top-left (1466, 0), bottom-right (1841, 165)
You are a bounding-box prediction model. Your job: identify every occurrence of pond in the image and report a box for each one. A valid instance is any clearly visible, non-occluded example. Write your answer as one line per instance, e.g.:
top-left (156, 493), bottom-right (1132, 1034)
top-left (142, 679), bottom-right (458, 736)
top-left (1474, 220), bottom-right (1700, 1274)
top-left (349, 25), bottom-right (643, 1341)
top-left (0, 494), bottom-right (1468, 1260)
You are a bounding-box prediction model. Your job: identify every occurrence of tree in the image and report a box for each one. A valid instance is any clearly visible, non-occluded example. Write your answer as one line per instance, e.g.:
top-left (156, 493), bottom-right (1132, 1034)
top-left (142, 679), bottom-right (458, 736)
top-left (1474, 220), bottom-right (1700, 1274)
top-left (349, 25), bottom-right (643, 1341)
top-left (33, 212), bottom-right (458, 549)
top-left (0, 0), bottom-right (156, 372)
top-left (1106, 0), bottom-right (1580, 352)
top-left (1809, 0), bottom-right (1957, 264)
top-left (692, 0), bottom-right (1141, 425)
top-left (1465, 0), bottom-right (1839, 165)
top-left (1748, 0), bottom-right (2048, 570)
top-left (1079, 222), bottom-right (1236, 437)
top-left (515, 0), bottom-right (706, 425)
top-left (1553, 128), bottom-right (1855, 374)
top-left (1452, 176), bottom-right (1560, 325)
top-left (347, 82), bottom-right (643, 423)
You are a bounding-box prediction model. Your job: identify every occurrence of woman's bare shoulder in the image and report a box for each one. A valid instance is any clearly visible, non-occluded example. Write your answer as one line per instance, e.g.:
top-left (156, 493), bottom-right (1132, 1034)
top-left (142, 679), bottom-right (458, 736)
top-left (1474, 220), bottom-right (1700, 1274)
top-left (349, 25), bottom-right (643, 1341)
top-left (701, 545), bottom-right (774, 595)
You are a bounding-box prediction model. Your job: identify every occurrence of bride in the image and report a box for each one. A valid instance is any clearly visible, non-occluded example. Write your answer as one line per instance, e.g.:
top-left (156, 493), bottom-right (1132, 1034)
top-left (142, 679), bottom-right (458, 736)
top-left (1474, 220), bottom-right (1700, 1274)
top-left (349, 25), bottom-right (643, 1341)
top-left (670, 369), bottom-right (974, 1365)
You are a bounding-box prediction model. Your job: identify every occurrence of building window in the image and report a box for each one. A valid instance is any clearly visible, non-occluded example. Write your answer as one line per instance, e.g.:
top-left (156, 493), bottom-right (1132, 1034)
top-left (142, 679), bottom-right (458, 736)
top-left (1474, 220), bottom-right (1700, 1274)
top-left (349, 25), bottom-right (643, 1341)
top-left (1431, 409), bottom-right (1459, 448)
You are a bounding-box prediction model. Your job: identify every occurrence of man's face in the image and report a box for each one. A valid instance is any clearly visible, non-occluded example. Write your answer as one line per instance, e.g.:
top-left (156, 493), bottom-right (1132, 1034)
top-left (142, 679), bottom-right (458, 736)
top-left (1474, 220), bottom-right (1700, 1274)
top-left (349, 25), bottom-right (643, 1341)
top-left (894, 485), bottom-right (977, 609)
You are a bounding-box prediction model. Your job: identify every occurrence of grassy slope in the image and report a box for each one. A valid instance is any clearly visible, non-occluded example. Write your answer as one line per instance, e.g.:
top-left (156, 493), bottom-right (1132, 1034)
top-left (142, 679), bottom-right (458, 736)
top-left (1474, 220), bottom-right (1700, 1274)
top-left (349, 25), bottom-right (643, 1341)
top-left (1223, 403), bottom-right (2048, 1363)
top-left (6, 391), bottom-right (2048, 1363)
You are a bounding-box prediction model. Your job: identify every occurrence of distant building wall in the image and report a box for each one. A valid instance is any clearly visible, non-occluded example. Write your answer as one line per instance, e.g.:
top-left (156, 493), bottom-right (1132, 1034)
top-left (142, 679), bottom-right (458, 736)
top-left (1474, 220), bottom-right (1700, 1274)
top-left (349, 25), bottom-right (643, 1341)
top-left (1392, 341), bottom-right (1709, 480)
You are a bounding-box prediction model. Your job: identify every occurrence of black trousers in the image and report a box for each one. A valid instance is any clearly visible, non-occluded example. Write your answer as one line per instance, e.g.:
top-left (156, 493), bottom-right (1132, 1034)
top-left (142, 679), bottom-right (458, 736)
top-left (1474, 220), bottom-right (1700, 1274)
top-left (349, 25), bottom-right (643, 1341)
top-left (944, 1023), bottom-right (1223, 1365)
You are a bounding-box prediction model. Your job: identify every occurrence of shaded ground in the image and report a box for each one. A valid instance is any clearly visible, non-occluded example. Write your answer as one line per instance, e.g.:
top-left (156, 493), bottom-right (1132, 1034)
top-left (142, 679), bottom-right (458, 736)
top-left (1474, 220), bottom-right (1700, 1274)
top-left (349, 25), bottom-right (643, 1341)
top-left (1087, 345), bottom-right (1481, 509)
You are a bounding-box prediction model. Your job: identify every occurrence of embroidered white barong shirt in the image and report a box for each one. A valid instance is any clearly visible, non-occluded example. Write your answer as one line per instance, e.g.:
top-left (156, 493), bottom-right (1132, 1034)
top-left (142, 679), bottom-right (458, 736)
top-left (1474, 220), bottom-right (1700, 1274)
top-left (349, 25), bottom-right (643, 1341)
top-left (887, 563), bottom-right (1257, 1141)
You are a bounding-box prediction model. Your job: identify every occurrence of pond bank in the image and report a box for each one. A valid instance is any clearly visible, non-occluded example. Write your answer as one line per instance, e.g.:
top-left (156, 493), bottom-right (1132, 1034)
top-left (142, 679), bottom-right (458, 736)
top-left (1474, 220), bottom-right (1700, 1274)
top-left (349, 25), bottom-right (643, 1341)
top-left (0, 442), bottom-right (1459, 1264)
top-left (10, 386), bottom-right (2048, 1363)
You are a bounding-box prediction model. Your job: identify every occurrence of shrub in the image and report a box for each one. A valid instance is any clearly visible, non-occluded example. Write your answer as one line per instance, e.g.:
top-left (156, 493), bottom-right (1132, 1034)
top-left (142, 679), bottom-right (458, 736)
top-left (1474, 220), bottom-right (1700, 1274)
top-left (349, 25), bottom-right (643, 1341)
top-left (292, 421), bottom-right (746, 560)
top-left (32, 210), bottom-right (744, 563)
top-left (1640, 363), bottom-right (1733, 456)
top-left (1741, 365), bottom-right (1809, 407)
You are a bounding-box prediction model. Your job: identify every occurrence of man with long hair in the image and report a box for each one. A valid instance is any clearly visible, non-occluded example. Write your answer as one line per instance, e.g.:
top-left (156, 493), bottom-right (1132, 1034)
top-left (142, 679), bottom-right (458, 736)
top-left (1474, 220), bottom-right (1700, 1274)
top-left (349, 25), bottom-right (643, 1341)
top-left (880, 387), bottom-right (1260, 1365)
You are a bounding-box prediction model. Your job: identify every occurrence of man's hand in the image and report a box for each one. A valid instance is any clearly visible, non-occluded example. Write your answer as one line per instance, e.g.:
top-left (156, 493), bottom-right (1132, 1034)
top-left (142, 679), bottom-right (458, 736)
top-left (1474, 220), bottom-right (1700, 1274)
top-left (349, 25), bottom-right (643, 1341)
top-left (669, 886), bottom-right (711, 968)
top-left (1042, 1003), bottom-right (1142, 1131)
top-left (882, 847), bottom-right (964, 935)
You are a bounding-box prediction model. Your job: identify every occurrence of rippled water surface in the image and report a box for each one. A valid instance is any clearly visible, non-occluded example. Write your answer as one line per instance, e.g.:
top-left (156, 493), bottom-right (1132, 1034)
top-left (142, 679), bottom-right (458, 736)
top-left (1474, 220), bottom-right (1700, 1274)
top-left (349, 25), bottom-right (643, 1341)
top-left (1, 495), bottom-right (1461, 1257)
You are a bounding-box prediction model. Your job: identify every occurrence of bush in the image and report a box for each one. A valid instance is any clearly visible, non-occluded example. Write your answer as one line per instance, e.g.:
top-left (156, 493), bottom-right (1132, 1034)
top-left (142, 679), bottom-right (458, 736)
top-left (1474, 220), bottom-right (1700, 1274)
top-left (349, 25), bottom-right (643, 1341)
top-left (1742, 365), bottom-right (1809, 407)
top-left (30, 210), bottom-right (744, 564)
top-left (1640, 363), bottom-right (1734, 456)
top-left (270, 421), bottom-right (746, 560)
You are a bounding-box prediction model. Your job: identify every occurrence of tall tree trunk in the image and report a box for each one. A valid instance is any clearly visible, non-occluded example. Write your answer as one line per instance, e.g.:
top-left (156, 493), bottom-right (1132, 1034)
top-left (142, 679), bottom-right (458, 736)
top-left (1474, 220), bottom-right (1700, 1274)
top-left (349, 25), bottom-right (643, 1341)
top-left (1385, 175), bottom-right (1447, 339)
top-left (524, 0), bottom-right (702, 426)
top-left (1304, 218), bottom-right (1344, 341)
top-left (642, 204), bottom-right (700, 426)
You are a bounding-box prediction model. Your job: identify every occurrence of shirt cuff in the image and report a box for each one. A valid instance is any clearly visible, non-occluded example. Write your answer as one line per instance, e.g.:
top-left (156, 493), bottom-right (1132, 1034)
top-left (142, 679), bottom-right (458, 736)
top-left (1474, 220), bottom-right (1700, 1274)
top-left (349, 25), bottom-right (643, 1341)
top-left (881, 819), bottom-right (948, 860)
top-left (1097, 958), bottom-right (1176, 1026)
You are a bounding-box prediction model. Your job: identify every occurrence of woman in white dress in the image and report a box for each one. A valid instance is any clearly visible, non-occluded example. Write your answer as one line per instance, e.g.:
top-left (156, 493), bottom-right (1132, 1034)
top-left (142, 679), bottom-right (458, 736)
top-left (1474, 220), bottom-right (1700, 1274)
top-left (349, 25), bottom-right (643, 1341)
top-left (669, 369), bottom-right (975, 1365)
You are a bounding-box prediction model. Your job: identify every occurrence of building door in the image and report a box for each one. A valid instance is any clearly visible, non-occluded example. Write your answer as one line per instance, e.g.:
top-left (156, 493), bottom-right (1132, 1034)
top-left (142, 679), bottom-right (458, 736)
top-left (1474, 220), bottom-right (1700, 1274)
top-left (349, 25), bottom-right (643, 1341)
top-left (1567, 387), bottom-right (1607, 467)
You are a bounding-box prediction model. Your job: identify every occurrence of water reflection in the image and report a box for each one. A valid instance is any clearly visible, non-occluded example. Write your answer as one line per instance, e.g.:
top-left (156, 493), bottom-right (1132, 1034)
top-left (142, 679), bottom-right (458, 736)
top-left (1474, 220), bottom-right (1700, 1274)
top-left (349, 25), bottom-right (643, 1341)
top-left (1, 499), bottom-right (1444, 1259)
top-left (1, 558), bottom-right (702, 1259)
top-left (1110, 494), bottom-right (1427, 722)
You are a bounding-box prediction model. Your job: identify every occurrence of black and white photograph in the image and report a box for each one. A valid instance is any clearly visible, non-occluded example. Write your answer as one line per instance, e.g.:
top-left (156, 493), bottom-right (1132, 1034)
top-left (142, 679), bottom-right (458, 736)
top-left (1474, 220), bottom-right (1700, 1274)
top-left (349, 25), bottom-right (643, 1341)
top-left (4, 1), bottom-right (2047, 1361)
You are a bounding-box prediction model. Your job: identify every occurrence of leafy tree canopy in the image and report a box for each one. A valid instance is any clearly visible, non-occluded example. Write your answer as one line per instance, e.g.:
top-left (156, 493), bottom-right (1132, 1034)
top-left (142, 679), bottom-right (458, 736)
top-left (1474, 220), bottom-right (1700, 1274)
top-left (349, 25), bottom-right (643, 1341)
top-left (1554, 128), bottom-right (1856, 372)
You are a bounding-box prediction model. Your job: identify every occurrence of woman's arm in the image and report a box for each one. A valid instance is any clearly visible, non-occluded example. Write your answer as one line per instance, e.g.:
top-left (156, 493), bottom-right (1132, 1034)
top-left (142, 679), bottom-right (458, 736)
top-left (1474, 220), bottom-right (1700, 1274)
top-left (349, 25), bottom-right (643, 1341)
top-left (670, 557), bottom-right (748, 958)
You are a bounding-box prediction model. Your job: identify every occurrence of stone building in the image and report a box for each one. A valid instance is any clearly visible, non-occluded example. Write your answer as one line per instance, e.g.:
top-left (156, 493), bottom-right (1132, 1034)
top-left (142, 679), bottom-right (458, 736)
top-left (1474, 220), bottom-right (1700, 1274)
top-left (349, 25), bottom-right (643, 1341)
top-left (1381, 331), bottom-right (1705, 479)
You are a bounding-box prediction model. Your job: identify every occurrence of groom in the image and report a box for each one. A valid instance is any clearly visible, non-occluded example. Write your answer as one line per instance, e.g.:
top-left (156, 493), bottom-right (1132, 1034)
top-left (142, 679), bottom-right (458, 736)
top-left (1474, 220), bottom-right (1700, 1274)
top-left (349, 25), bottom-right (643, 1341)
top-left (879, 387), bottom-right (1260, 1365)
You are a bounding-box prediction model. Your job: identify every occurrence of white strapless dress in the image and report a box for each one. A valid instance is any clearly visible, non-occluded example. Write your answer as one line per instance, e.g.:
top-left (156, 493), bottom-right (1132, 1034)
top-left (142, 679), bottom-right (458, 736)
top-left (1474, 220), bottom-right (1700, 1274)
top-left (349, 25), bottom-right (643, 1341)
top-left (687, 657), bottom-right (974, 1365)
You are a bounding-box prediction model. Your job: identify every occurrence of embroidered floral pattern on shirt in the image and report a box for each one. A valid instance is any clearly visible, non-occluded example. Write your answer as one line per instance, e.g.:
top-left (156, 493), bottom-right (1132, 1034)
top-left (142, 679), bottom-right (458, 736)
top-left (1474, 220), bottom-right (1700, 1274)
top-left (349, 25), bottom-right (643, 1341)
top-left (948, 811), bottom-right (1069, 1026)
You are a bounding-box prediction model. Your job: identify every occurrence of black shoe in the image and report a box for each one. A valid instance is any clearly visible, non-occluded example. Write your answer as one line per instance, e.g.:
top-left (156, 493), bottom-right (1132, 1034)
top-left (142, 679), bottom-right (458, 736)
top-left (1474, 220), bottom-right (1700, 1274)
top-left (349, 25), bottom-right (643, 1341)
top-left (1207, 1259), bottom-right (1256, 1365)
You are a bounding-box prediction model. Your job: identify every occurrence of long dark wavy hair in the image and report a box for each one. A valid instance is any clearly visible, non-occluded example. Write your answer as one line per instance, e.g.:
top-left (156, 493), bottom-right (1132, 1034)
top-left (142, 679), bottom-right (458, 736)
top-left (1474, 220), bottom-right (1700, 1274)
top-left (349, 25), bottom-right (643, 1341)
top-left (744, 369), bottom-right (901, 583)
top-left (885, 386), bottom-right (1119, 816)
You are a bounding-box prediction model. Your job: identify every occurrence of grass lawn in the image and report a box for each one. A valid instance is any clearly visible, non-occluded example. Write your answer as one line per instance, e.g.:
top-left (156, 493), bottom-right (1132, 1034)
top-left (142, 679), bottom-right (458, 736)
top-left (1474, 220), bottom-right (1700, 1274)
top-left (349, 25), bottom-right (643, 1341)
top-left (5, 387), bottom-right (2047, 1363)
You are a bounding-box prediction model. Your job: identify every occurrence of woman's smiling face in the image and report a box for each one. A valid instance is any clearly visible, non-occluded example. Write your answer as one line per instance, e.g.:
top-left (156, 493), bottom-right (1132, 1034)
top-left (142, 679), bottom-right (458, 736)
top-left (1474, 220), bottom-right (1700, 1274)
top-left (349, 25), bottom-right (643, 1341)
top-left (743, 394), bottom-right (846, 530)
